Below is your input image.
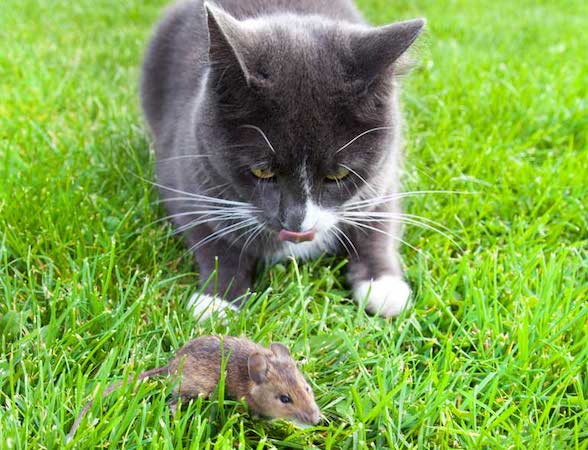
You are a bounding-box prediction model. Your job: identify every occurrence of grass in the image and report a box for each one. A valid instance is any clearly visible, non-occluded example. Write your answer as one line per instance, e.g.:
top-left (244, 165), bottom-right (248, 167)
top-left (1, 0), bottom-right (587, 448)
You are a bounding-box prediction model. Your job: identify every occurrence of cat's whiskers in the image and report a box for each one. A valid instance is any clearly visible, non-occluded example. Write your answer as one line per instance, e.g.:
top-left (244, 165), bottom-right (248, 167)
top-left (340, 210), bottom-right (462, 249)
top-left (344, 171), bottom-right (361, 195)
top-left (234, 222), bottom-right (267, 268)
top-left (144, 209), bottom-right (250, 232)
top-left (152, 192), bottom-right (237, 206)
top-left (330, 224), bottom-right (358, 257)
top-left (171, 213), bottom-right (217, 235)
top-left (142, 179), bottom-right (261, 244)
top-left (329, 229), bottom-right (350, 256)
top-left (342, 210), bottom-right (454, 233)
top-left (230, 220), bottom-right (264, 248)
top-left (199, 182), bottom-right (232, 196)
top-left (139, 178), bottom-right (268, 253)
top-left (337, 217), bottom-right (424, 256)
top-left (239, 124), bottom-right (276, 154)
top-left (239, 222), bottom-right (267, 262)
top-left (187, 217), bottom-right (259, 254)
top-left (344, 189), bottom-right (470, 211)
top-left (213, 184), bottom-right (233, 198)
top-left (144, 199), bottom-right (258, 231)
top-left (334, 126), bottom-right (394, 155)
top-left (178, 193), bottom-right (254, 207)
top-left (142, 178), bottom-right (255, 207)
top-left (174, 211), bottom-right (257, 236)
top-left (339, 163), bottom-right (379, 196)
top-left (150, 183), bottom-right (232, 208)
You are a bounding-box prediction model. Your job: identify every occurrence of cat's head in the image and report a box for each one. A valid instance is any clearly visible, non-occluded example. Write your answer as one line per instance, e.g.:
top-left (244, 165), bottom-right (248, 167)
top-left (196, 3), bottom-right (425, 247)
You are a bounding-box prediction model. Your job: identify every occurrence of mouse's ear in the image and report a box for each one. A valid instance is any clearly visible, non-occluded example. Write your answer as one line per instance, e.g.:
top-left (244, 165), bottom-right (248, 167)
top-left (248, 353), bottom-right (268, 384)
top-left (270, 343), bottom-right (290, 359)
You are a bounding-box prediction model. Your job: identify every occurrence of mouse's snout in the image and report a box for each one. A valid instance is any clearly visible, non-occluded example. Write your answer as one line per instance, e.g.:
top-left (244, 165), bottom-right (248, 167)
top-left (310, 407), bottom-right (321, 425)
top-left (298, 405), bottom-right (321, 425)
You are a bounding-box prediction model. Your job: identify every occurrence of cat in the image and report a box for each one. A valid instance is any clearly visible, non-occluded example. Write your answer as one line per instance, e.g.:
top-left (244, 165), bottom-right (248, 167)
top-left (140, 0), bottom-right (425, 320)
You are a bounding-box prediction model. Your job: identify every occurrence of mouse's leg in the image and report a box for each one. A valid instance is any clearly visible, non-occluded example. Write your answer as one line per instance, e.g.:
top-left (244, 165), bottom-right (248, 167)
top-left (167, 394), bottom-right (196, 415)
top-left (167, 383), bottom-right (196, 415)
top-left (184, 226), bottom-right (258, 321)
top-left (168, 377), bottom-right (216, 414)
top-left (168, 398), bottom-right (179, 415)
top-left (345, 218), bottom-right (411, 318)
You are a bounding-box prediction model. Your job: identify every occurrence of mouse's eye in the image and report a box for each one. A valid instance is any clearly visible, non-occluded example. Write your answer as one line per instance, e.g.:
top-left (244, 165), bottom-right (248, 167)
top-left (279, 394), bottom-right (292, 404)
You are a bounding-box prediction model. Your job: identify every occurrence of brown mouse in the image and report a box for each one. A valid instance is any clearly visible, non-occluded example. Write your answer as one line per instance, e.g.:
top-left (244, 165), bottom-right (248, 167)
top-left (68, 336), bottom-right (320, 440)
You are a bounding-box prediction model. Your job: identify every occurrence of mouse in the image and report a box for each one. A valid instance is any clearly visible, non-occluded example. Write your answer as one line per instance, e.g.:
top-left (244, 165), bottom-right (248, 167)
top-left (68, 336), bottom-right (321, 439)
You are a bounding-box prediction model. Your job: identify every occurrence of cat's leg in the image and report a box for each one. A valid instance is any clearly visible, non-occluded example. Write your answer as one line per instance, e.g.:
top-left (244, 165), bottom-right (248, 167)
top-left (346, 221), bottom-right (411, 318)
top-left (185, 228), bottom-right (257, 321)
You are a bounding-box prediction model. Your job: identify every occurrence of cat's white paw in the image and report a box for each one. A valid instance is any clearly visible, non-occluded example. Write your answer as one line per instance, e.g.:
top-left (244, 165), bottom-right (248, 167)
top-left (353, 276), bottom-right (411, 317)
top-left (187, 293), bottom-right (238, 321)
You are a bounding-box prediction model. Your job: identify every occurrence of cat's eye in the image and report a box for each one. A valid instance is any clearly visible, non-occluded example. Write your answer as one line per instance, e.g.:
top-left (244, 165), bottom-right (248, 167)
top-left (279, 394), bottom-right (292, 404)
top-left (326, 166), bottom-right (350, 181)
top-left (251, 167), bottom-right (275, 179)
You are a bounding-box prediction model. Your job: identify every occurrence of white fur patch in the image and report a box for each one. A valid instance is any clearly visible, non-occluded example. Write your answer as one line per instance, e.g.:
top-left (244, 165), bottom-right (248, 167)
top-left (353, 276), bottom-right (411, 317)
top-left (271, 201), bottom-right (339, 262)
top-left (187, 293), bottom-right (237, 321)
top-left (301, 200), bottom-right (338, 232)
top-left (272, 234), bottom-right (332, 262)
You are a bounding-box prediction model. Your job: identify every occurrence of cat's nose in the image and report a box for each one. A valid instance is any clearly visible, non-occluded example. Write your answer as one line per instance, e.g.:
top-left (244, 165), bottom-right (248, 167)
top-left (278, 229), bottom-right (315, 243)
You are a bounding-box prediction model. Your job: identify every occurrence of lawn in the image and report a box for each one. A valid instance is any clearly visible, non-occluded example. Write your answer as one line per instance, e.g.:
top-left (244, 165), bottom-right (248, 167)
top-left (1, 0), bottom-right (587, 448)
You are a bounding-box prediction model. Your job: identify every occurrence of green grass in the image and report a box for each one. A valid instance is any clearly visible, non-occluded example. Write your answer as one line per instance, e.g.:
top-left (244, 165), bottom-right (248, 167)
top-left (1, 0), bottom-right (587, 448)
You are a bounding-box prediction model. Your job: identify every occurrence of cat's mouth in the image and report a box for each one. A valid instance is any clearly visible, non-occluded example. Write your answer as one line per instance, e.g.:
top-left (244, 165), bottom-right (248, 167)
top-left (278, 229), bottom-right (316, 243)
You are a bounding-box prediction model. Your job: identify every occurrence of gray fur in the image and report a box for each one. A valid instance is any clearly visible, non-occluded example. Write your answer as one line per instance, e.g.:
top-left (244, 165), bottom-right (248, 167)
top-left (140, 0), bottom-right (424, 308)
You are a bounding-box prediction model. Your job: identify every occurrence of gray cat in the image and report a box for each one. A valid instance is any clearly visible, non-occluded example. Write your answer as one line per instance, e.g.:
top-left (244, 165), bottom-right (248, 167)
top-left (140, 0), bottom-right (425, 320)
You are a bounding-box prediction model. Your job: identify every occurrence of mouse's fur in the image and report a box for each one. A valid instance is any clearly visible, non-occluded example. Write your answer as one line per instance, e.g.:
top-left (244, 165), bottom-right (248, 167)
top-left (68, 336), bottom-right (319, 440)
top-left (169, 336), bottom-right (320, 425)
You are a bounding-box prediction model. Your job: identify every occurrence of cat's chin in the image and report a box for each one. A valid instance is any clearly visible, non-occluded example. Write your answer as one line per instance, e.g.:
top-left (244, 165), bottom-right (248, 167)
top-left (187, 293), bottom-right (238, 322)
top-left (353, 276), bottom-right (411, 318)
top-left (269, 230), bottom-right (337, 263)
top-left (267, 201), bottom-right (340, 262)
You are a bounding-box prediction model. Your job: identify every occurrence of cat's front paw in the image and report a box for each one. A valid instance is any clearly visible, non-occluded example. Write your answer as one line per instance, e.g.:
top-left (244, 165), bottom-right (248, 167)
top-left (353, 276), bottom-right (411, 317)
top-left (187, 293), bottom-right (238, 321)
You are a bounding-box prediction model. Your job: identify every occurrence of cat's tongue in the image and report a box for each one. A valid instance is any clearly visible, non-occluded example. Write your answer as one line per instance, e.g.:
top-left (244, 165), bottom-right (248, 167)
top-left (279, 229), bottom-right (315, 243)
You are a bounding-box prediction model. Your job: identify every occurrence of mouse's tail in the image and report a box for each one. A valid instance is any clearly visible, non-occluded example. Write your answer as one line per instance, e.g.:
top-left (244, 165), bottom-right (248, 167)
top-left (67, 366), bottom-right (169, 442)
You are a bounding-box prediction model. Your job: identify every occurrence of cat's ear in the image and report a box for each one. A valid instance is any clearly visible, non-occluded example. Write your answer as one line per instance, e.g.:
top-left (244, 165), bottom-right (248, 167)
top-left (350, 18), bottom-right (426, 82)
top-left (204, 2), bottom-right (255, 86)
